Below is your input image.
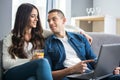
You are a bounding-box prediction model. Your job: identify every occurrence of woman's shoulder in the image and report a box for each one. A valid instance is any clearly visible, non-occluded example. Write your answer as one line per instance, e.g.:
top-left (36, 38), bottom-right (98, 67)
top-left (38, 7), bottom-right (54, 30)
top-left (3, 32), bottom-right (12, 45)
top-left (4, 32), bottom-right (12, 39)
top-left (43, 29), bottom-right (53, 38)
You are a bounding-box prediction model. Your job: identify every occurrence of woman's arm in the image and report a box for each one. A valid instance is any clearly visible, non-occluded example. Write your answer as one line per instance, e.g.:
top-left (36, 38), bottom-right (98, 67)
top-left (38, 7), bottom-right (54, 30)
top-left (2, 33), bottom-right (30, 70)
top-left (43, 25), bottom-right (86, 36)
top-left (42, 29), bottom-right (53, 38)
top-left (80, 31), bottom-right (93, 45)
top-left (43, 25), bottom-right (93, 44)
top-left (65, 25), bottom-right (93, 44)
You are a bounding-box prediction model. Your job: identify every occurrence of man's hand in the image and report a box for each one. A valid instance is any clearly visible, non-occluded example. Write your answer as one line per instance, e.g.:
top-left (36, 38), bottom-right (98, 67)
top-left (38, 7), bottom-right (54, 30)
top-left (70, 59), bottom-right (94, 74)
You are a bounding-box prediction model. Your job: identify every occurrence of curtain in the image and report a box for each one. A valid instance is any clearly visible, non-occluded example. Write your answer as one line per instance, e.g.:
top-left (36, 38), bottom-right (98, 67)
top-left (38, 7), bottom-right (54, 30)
top-left (45, 0), bottom-right (56, 28)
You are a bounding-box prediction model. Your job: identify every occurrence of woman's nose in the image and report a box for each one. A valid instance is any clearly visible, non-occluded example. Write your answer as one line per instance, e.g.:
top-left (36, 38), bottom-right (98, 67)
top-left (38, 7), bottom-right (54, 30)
top-left (35, 17), bottom-right (38, 21)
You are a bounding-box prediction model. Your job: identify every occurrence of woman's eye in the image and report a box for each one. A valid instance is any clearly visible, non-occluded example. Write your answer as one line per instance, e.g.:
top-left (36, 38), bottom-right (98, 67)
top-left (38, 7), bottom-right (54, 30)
top-left (30, 14), bottom-right (38, 18)
top-left (31, 15), bottom-right (35, 18)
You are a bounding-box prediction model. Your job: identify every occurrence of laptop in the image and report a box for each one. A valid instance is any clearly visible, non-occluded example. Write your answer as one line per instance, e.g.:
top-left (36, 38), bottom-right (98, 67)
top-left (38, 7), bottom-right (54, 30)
top-left (67, 43), bottom-right (120, 80)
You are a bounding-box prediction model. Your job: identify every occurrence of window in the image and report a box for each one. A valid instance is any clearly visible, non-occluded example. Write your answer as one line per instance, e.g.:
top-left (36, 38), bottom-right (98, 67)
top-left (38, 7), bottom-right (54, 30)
top-left (12, 0), bottom-right (47, 29)
top-left (54, 0), bottom-right (66, 18)
top-left (55, 0), bottom-right (71, 24)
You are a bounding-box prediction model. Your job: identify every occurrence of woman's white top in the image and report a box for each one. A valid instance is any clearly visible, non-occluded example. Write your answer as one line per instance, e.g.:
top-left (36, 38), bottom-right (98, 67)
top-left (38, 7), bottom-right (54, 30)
top-left (2, 30), bottom-right (52, 70)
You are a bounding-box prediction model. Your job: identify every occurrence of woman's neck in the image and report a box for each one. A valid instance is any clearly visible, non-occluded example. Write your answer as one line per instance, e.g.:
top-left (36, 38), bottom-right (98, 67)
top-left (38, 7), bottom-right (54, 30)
top-left (25, 28), bottom-right (32, 42)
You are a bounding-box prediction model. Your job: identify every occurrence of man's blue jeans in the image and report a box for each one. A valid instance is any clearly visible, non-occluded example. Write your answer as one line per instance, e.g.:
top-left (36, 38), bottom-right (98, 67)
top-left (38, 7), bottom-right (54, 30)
top-left (3, 58), bottom-right (53, 80)
top-left (107, 74), bottom-right (120, 80)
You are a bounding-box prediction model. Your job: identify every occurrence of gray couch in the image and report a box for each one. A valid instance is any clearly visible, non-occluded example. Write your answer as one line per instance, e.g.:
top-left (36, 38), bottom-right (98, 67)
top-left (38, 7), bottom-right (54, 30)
top-left (0, 32), bottom-right (120, 80)
top-left (88, 32), bottom-right (120, 56)
top-left (0, 40), bottom-right (3, 80)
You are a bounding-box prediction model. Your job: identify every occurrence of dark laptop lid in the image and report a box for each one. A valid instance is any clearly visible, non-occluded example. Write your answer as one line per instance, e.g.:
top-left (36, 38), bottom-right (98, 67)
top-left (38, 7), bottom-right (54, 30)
top-left (94, 43), bottom-right (120, 78)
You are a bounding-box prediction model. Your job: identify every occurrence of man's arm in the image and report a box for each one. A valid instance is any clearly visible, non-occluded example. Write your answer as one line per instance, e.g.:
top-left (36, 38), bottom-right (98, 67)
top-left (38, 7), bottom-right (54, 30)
top-left (52, 60), bottom-right (94, 80)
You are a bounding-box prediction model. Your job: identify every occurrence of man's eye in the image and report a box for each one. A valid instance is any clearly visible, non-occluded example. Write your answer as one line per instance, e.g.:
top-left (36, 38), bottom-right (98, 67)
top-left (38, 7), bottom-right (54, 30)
top-left (53, 18), bottom-right (57, 21)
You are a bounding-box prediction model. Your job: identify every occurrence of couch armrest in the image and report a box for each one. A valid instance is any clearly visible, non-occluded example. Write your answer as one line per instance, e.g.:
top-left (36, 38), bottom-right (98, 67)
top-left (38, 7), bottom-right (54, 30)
top-left (0, 40), bottom-right (3, 80)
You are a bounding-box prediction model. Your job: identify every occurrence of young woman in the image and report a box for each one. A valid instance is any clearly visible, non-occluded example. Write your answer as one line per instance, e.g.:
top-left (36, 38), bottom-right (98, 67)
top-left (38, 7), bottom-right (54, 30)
top-left (3, 3), bottom-right (52, 80)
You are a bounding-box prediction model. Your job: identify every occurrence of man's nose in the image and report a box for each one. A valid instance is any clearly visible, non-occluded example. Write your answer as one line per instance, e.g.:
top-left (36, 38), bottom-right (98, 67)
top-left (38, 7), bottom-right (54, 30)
top-left (49, 20), bottom-right (54, 25)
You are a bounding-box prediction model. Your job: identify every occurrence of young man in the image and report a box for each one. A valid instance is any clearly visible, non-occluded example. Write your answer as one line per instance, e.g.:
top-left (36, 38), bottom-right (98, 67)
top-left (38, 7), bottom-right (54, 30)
top-left (44, 9), bottom-right (96, 80)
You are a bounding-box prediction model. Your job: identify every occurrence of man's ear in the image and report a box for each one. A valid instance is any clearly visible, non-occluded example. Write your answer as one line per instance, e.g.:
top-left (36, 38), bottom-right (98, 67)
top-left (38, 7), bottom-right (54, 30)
top-left (63, 18), bottom-right (66, 24)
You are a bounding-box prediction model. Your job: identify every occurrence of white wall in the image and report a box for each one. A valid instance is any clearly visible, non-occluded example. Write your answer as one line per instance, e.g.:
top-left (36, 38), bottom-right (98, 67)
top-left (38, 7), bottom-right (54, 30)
top-left (55, 0), bottom-right (71, 24)
top-left (65, 0), bottom-right (71, 24)
top-left (71, 0), bottom-right (93, 17)
top-left (93, 0), bottom-right (120, 18)
top-left (0, 0), bottom-right (12, 39)
top-left (93, 0), bottom-right (120, 35)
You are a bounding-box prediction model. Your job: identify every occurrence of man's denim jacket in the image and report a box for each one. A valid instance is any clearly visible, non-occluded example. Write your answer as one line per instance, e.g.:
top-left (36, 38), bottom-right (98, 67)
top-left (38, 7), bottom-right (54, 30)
top-left (44, 32), bottom-right (96, 71)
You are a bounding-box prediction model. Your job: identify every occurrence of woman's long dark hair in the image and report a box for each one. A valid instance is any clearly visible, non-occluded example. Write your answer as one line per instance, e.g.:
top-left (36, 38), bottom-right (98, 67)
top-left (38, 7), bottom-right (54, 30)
top-left (9, 3), bottom-right (45, 59)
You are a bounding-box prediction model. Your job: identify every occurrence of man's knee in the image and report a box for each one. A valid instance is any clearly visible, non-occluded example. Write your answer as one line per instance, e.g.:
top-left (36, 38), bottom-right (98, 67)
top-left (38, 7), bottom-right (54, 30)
top-left (107, 75), bottom-right (120, 80)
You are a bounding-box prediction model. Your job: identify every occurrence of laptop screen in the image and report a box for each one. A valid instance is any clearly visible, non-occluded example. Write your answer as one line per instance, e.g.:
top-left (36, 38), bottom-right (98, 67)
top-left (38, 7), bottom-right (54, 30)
top-left (94, 43), bottom-right (120, 78)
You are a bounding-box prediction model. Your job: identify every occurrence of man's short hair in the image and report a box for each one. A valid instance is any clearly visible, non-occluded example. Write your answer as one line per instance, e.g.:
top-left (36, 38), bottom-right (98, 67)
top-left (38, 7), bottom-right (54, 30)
top-left (48, 9), bottom-right (65, 18)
